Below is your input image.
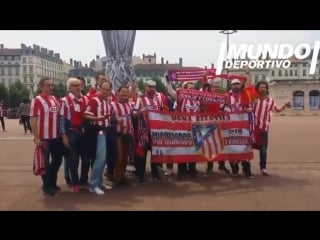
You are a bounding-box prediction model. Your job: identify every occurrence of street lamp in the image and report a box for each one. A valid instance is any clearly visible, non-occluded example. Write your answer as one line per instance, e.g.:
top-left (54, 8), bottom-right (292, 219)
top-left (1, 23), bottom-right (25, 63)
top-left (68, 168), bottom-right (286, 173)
top-left (219, 30), bottom-right (237, 73)
top-left (220, 30), bottom-right (237, 90)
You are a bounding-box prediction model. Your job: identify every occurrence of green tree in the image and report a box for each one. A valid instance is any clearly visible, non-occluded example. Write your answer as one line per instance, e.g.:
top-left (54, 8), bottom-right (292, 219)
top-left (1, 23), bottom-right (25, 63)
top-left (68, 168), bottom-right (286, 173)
top-left (53, 83), bottom-right (67, 98)
top-left (151, 77), bottom-right (168, 96)
top-left (7, 81), bottom-right (30, 108)
top-left (0, 84), bottom-right (8, 103)
top-left (137, 79), bottom-right (145, 92)
top-left (194, 80), bottom-right (202, 90)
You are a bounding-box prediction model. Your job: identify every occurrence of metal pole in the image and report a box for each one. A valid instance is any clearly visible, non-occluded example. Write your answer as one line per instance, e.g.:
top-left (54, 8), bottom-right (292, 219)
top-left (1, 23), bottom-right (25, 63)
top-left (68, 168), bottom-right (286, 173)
top-left (220, 30), bottom-right (237, 90)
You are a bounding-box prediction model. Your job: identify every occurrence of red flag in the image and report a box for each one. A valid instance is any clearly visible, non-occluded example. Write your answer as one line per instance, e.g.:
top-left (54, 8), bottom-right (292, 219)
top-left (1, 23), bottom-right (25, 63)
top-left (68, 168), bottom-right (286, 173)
top-left (33, 146), bottom-right (46, 176)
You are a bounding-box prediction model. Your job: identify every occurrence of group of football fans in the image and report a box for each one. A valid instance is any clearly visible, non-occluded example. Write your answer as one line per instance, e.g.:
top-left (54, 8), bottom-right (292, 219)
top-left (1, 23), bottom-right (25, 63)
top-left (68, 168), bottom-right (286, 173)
top-left (29, 69), bottom-right (290, 196)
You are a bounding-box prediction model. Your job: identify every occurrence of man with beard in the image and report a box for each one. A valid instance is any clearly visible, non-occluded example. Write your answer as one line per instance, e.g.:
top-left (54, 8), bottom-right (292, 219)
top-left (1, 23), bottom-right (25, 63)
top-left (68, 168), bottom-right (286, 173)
top-left (133, 80), bottom-right (162, 184)
top-left (253, 81), bottom-right (290, 176)
top-left (224, 77), bottom-right (254, 179)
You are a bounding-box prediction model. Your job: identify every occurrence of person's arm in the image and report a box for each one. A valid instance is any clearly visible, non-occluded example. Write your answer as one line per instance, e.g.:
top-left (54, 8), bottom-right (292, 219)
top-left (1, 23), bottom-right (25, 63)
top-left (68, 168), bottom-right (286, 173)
top-left (84, 99), bottom-right (108, 121)
top-left (17, 103), bottom-right (22, 118)
top-left (29, 98), bottom-right (41, 146)
top-left (244, 68), bottom-right (252, 87)
top-left (166, 81), bottom-right (177, 99)
top-left (129, 84), bottom-right (137, 102)
top-left (272, 100), bottom-right (290, 113)
top-left (59, 99), bottom-right (70, 148)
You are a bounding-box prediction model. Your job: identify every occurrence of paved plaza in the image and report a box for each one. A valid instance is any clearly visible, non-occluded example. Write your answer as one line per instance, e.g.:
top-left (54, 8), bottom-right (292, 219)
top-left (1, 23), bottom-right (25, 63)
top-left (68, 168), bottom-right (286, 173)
top-left (0, 116), bottom-right (319, 210)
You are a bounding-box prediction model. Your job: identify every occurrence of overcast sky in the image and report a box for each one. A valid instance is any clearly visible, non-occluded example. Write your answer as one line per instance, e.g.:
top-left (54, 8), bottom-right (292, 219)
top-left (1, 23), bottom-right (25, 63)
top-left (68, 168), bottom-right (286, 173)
top-left (0, 30), bottom-right (319, 67)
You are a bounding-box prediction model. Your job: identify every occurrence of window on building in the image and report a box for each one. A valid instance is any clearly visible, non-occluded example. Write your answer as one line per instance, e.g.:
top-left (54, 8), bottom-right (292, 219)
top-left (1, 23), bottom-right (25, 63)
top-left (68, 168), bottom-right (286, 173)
top-left (30, 76), bottom-right (33, 83)
top-left (290, 70), bottom-right (293, 76)
top-left (23, 77), bottom-right (27, 83)
top-left (295, 70), bottom-right (298, 76)
top-left (303, 69), bottom-right (306, 76)
top-left (23, 66), bottom-right (27, 73)
top-left (303, 63), bottom-right (307, 67)
top-left (22, 57), bottom-right (26, 64)
top-left (309, 90), bottom-right (320, 110)
top-left (292, 91), bottom-right (304, 109)
top-left (279, 70), bottom-right (282, 76)
top-left (7, 56), bottom-right (12, 60)
top-left (0, 68), bottom-right (4, 75)
top-left (255, 75), bottom-right (259, 83)
top-left (87, 79), bottom-right (91, 85)
top-left (8, 62), bottom-right (11, 65)
top-left (262, 75), bottom-right (266, 80)
top-left (8, 67), bottom-right (12, 76)
top-left (271, 70), bottom-right (275, 77)
top-left (285, 70), bottom-right (288, 76)
top-left (29, 57), bottom-right (32, 63)
top-left (14, 56), bottom-right (20, 60)
top-left (16, 67), bottom-right (20, 75)
top-left (29, 66), bottom-right (33, 73)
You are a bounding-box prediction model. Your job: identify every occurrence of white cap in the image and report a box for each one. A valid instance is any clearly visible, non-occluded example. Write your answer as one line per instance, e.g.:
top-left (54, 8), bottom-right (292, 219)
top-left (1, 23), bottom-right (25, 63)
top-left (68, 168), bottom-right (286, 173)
top-left (145, 79), bottom-right (156, 87)
top-left (208, 77), bottom-right (221, 86)
top-left (230, 78), bottom-right (241, 85)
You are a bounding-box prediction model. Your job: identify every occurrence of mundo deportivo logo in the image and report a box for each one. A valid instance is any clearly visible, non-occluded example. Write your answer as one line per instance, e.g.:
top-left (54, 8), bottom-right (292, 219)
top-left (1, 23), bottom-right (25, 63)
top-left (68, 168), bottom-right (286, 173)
top-left (216, 42), bottom-right (320, 75)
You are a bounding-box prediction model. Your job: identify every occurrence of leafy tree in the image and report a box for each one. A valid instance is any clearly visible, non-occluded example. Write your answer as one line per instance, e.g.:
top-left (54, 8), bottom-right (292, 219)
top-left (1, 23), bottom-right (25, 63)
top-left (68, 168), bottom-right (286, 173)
top-left (0, 84), bottom-right (8, 103)
top-left (53, 83), bottom-right (67, 98)
top-left (137, 79), bottom-right (145, 92)
top-left (7, 81), bottom-right (30, 108)
top-left (151, 77), bottom-right (168, 96)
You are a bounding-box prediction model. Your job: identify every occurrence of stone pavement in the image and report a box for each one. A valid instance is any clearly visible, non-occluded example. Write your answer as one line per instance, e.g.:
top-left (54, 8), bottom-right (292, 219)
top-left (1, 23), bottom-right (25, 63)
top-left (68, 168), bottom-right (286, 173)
top-left (0, 117), bottom-right (319, 210)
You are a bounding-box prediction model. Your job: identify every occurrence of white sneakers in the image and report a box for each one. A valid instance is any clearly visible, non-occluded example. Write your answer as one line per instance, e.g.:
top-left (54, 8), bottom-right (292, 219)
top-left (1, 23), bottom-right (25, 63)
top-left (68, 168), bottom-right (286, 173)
top-left (89, 187), bottom-right (105, 195)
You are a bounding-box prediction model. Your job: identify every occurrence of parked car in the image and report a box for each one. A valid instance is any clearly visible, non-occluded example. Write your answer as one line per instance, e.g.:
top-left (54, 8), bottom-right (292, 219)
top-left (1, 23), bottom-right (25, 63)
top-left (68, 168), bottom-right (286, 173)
top-left (6, 108), bottom-right (19, 119)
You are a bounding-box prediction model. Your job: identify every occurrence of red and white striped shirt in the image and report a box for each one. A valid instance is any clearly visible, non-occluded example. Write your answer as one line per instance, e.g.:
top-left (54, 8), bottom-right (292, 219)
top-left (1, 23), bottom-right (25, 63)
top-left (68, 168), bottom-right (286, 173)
top-left (82, 95), bottom-right (89, 106)
top-left (60, 93), bottom-right (86, 127)
top-left (111, 101), bottom-right (133, 134)
top-left (177, 98), bottom-right (200, 113)
top-left (30, 94), bottom-right (60, 139)
top-left (85, 95), bottom-right (111, 128)
top-left (134, 95), bottom-right (162, 146)
top-left (134, 95), bottom-right (163, 112)
top-left (253, 97), bottom-right (280, 131)
top-left (225, 91), bottom-right (245, 112)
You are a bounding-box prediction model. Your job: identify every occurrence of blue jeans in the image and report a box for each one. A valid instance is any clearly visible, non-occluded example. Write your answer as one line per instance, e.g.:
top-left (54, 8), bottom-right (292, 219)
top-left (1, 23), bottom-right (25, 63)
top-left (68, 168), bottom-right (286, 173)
top-left (90, 135), bottom-right (106, 188)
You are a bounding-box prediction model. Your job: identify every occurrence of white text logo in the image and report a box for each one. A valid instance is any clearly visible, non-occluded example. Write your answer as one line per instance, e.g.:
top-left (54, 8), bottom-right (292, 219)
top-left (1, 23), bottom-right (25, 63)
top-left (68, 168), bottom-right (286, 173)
top-left (216, 42), bottom-right (320, 75)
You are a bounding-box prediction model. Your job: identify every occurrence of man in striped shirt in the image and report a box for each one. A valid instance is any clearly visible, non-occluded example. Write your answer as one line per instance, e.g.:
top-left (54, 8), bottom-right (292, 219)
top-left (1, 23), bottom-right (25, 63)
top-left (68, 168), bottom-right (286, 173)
top-left (110, 85), bottom-right (134, 185)
top-left (167, 80), bottom-right (200, 178)
top-left (253, 81), bottom-right (290, 176)
top-left (30, 77), bottom-right (63, 196)
top-left (60, 78), bottom-right (87, 193)
top-left (85, 81), bottom-right (113, 195)
top-left (224, 78), bottom-right (254, 179)
top-left (133, 80), bottom-right (163, 183)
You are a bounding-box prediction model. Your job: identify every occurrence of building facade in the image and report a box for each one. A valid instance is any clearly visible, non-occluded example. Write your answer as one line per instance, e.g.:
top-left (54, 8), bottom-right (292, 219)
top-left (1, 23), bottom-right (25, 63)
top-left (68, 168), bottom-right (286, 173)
top-left (69, 67), bottom-right (97, 87)
top-left (226, 55), bottom-right (320, 115)
top-left (0, 43), bottom-right (68, 93)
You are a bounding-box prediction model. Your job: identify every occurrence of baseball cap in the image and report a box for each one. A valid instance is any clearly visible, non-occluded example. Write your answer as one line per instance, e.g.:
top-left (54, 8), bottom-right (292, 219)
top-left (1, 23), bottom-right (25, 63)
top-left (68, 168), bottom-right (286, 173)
top-left (145, 80), bottom-right (156, 87)
top-left (230, 78), bottom-right (241, 85)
